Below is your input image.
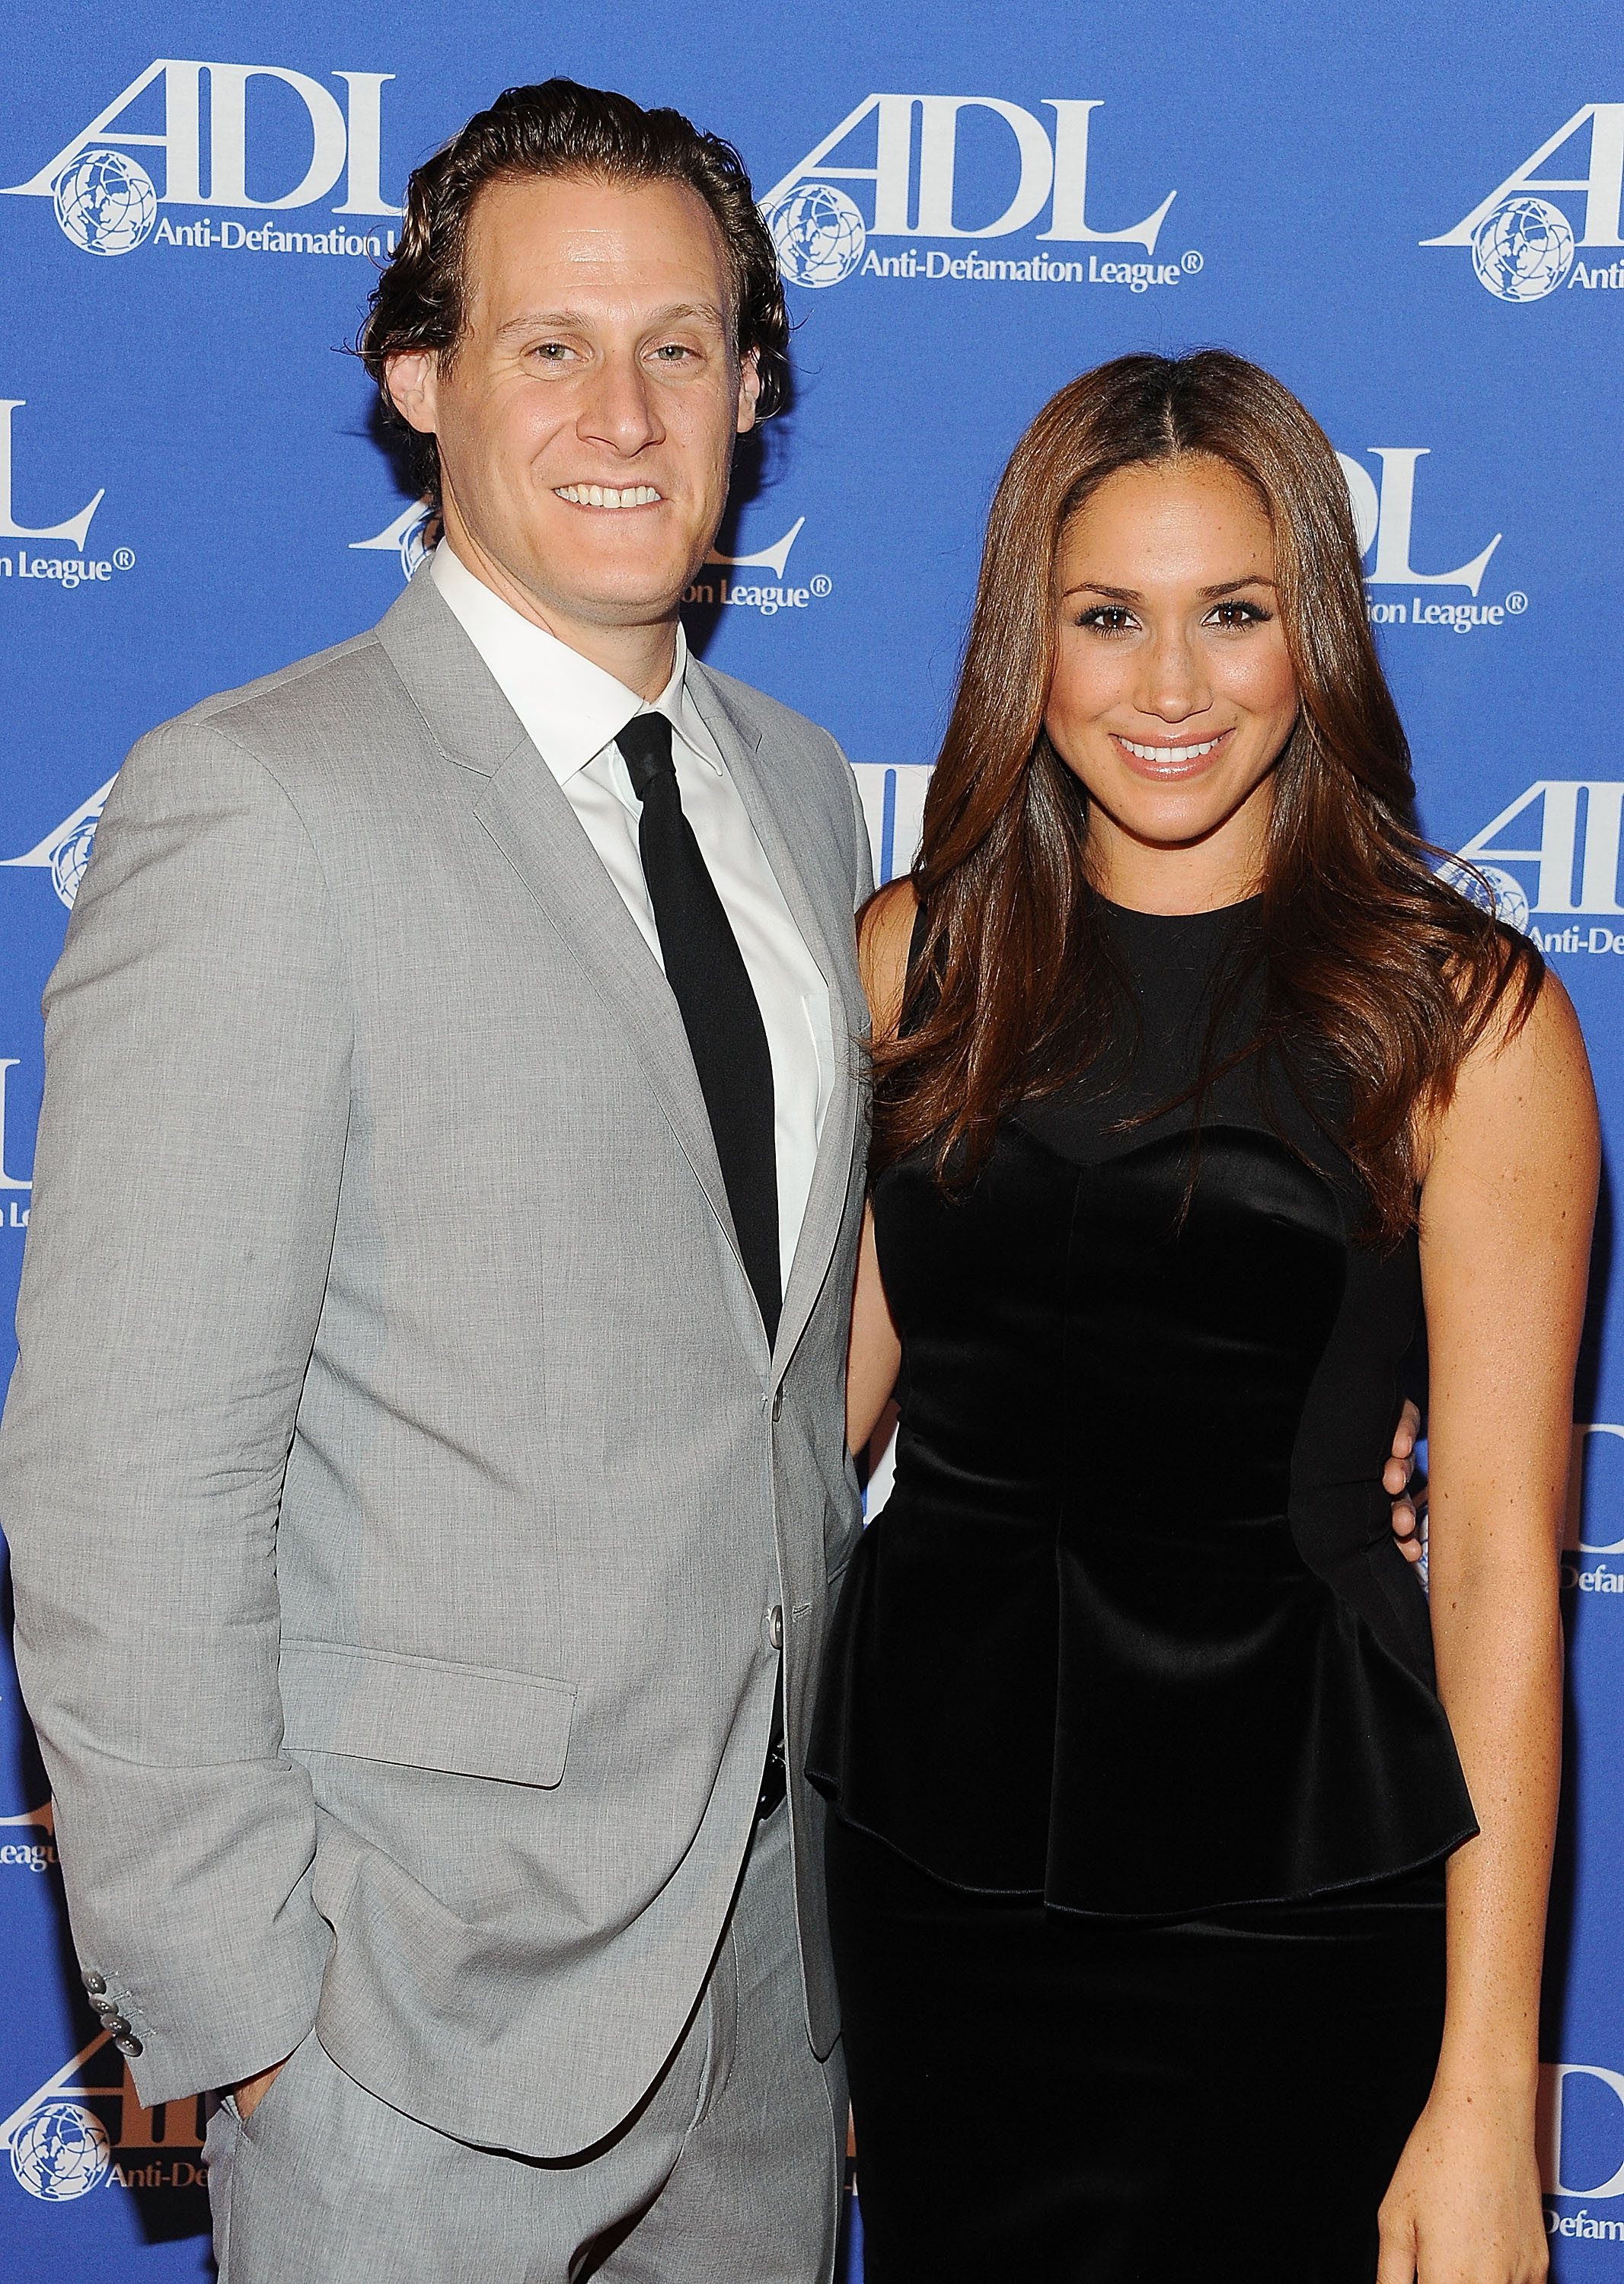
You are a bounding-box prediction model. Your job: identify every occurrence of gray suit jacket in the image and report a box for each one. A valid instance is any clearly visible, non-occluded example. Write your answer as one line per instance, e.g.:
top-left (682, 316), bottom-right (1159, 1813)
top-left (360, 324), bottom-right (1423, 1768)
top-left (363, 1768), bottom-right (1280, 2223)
top-left (0, 569), bottom-right (873, 2158)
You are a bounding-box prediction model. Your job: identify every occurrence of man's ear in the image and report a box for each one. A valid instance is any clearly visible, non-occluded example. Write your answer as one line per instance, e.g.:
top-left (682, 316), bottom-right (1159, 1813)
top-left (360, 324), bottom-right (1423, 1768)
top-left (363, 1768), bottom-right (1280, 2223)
top-left (387, 349), bottom-right (439, 437)
top-left (735, 346), bottom-right (761, 437)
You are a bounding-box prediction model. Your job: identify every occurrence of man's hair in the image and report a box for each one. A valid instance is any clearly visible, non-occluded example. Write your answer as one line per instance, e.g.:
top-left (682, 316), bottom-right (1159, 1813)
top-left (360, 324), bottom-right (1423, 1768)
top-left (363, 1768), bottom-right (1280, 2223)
top-left (359, 78), bottom-right (790, 502)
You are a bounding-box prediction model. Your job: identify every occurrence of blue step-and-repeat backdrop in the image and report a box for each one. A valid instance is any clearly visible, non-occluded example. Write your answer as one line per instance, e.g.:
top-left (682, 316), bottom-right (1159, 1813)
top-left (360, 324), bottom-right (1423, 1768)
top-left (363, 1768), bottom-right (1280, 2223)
top-left (2, 2), bottom-right (1622, 2274)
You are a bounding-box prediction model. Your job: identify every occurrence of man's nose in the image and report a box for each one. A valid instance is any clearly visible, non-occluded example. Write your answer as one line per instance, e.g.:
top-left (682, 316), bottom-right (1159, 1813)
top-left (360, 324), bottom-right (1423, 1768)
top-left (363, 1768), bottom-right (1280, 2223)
top-left (576, 349), bottom-right (663, 457)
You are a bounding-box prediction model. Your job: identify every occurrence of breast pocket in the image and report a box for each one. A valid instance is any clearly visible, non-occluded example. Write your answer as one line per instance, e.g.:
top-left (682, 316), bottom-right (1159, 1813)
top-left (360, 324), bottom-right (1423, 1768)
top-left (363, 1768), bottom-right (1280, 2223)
top-left (279, 1641), bottom-right (576, 1788)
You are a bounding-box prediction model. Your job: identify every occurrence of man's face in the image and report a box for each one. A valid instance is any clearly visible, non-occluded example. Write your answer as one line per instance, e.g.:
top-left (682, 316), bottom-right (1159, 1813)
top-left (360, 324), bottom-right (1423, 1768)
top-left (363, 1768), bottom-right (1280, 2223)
top-left (390, 171), bottom-right (758, 635)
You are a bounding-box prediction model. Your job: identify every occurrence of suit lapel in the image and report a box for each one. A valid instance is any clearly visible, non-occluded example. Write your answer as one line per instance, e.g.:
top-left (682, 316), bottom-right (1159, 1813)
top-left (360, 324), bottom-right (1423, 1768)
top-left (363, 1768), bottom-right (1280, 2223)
top-left (376, 574), bottom-right (762, 1365)
top-left (686, 665), bottom-right (866, 1378)
top-left (471, 764), bottom-right (752, 1278)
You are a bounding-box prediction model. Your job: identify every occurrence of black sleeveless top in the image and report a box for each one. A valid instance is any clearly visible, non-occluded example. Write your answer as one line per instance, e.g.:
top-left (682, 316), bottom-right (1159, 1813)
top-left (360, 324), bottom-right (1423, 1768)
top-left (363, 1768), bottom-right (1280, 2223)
top-left (809, 896), bottom-right (1476, 1916)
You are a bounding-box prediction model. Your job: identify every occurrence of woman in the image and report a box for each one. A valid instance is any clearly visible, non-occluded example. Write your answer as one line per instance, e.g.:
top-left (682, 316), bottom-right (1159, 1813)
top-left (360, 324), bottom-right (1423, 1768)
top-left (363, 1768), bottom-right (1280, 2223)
top-left (812, 351), bottom-right (1594, 2282)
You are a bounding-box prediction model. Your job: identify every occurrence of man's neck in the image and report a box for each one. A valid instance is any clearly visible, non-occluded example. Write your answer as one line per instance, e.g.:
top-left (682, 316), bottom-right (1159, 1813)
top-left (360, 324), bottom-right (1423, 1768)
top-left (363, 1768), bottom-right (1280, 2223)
top-left (439, 518), bottom-right (679, 700)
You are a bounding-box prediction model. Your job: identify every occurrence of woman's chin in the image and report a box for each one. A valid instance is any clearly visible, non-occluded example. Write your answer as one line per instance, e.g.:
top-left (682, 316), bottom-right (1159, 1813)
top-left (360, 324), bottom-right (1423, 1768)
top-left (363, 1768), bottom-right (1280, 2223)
top-left (1102, 795), bottom-right (1249, 855)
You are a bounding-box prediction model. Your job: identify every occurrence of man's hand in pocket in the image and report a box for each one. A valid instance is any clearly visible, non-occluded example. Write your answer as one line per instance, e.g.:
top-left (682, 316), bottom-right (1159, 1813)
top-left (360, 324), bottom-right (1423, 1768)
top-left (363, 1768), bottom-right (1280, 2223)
top-left (234, 2056), bottom-right (291, 2121)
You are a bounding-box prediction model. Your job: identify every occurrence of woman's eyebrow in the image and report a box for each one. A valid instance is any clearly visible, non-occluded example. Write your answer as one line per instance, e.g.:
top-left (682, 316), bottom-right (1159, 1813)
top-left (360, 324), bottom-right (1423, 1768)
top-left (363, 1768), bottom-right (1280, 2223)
top-left (1059, 574), bottom-right (1278, 602)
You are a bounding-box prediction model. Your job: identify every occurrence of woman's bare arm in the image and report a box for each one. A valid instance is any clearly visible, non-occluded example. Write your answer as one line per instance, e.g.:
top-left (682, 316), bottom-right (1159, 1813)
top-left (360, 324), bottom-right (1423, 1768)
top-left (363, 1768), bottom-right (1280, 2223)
top-left (845, 882), bottom-right (917, 1455)
top-left (1378, 972), bottom-right (1598, 2283)
top-left (847, 1203), bottom-right (901, 1458)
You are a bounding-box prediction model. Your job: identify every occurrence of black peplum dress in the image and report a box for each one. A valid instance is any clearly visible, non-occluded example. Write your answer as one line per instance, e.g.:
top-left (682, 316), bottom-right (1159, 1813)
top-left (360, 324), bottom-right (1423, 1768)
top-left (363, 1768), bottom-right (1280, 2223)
top-left (810, 895), bottom-right (1477, 2284)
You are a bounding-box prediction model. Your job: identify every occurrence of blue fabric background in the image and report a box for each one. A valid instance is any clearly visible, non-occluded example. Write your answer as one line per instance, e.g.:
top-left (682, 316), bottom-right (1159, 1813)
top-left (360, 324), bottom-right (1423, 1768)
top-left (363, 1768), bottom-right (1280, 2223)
top-left (2, 4), bottom-right (1621, 2270)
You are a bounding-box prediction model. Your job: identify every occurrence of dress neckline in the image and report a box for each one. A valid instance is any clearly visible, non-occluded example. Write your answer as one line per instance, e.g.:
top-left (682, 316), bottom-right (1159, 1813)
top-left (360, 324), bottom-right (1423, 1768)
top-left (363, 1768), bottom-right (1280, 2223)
top-left (1096, 892), bottom-right (1262, 927)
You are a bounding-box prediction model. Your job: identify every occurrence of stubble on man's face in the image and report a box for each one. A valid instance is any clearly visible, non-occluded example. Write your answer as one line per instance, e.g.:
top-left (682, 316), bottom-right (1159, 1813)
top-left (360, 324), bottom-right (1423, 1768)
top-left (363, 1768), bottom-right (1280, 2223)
top-left (426, 171), bottom-right (758, 643)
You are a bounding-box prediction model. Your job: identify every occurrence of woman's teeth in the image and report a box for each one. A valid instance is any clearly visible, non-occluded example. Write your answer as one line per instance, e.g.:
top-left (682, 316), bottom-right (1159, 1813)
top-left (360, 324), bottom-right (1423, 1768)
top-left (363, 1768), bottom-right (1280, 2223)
top-left (554, 485), bottom-right (661, 509)
top-left (1118, 735), bottom-right (1223, 763)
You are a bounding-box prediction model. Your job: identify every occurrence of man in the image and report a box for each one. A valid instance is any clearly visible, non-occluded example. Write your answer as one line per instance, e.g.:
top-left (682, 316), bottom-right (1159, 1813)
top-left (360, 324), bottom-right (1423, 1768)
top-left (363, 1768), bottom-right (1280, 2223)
top-left (1, 81), bottom-right (868, 2282)
top-left (1, 73), bottom-right (1428, 2284)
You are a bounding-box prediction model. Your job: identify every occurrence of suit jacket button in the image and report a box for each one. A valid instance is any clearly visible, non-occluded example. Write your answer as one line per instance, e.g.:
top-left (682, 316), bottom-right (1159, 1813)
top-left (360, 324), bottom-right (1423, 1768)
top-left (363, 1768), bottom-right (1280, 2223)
top-left (91, 1995), bottom-right (120, 2016)
top-left (113, 2036), bottom-right (143, 2058)
top-left (81, 1970), bottom-right (107, 1995)
top-left (767, 1605), bottom-right (784, 1650)
top-left (771, 1386), bottom-right (783, 1422)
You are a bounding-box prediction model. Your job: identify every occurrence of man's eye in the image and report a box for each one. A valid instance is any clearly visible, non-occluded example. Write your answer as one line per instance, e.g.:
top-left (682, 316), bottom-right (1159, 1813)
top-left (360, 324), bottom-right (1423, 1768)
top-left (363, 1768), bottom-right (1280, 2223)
top-left (533, 343), bottom-right (574, 362)
top-left (651, 343), bottom-right (694, 362)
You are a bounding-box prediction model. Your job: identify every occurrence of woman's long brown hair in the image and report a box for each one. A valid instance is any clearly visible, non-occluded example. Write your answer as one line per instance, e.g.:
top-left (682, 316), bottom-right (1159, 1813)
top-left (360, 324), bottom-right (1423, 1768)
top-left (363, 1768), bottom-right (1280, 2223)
top-left (870, 349), bottom-right (1543, 1242)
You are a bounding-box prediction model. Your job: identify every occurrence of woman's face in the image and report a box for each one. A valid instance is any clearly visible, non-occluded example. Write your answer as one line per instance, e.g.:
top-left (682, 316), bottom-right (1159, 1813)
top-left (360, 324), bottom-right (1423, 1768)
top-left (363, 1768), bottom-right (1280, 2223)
top-left (1045, 453), bottom-right (1300, 911)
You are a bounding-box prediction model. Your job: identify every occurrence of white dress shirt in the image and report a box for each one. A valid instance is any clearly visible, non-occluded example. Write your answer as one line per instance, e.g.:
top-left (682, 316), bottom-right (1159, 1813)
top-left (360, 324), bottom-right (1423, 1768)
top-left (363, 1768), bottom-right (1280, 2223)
top-left (432, 542), bottom-right (834, 1303)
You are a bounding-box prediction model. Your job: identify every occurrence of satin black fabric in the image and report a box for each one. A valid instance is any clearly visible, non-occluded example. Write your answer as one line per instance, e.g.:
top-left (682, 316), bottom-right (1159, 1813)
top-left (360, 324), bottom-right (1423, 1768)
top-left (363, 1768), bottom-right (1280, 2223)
top-left (809, 897), bottom-right (1476, 1914)
top-left (827, 1815), bottom-right (1446, 2284)
top-left (616, 710), bottom-right (781, 1343)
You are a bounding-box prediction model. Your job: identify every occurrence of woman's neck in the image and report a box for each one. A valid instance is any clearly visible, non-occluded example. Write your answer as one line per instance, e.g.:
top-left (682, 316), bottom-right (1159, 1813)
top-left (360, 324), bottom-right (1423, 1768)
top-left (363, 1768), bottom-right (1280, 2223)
top-left (1086, 809), bottom-right (1267, 915)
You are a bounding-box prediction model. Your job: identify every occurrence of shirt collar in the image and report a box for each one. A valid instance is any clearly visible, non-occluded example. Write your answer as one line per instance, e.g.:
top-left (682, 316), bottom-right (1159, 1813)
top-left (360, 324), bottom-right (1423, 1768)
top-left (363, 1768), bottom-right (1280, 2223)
top-left (430, 541), bottom-right (723, 786)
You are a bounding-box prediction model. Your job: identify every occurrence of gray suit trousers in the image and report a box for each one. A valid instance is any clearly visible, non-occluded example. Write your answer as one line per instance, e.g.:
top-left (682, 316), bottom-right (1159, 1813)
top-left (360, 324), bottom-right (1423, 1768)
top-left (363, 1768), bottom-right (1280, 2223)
top-left (204, 1804), bottom-right (845, 2284)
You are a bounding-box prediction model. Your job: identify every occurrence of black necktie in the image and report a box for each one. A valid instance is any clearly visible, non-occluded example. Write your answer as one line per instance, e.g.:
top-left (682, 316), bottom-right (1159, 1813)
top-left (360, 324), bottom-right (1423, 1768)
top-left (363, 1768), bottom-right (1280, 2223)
top-left (617, 711), bottom-right (782, 1347)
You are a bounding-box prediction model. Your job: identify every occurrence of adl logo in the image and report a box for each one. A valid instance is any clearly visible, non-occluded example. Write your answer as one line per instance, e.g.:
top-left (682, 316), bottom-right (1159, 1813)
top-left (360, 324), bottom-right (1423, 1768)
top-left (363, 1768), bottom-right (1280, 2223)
top-left (761, 95), bottom-right (1180, 291)
top-left (1441, 783), bottom-right (1624, 950)
top-left (1, 59), bottom-right (400, 256)
top-left (2, 777), bottom-right (117, 910)
top-left (1423, 104), bottom-right (1624, 301)
top-left (2, 2024), bottom-right (206, 2203)
top-left (1338, 445), bottom-right (1501, 600)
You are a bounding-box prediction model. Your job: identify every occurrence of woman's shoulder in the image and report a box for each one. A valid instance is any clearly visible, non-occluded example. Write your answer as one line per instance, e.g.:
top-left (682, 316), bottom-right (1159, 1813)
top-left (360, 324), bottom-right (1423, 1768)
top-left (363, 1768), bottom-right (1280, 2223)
top-left (1422, 952), bottom-right (1595, 1188)
top-left (857, 877), bottom-right (921, 1042)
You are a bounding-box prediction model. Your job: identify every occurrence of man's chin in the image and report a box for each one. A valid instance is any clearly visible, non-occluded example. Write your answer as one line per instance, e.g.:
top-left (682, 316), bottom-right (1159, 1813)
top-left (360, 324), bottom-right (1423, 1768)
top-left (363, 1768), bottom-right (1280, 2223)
top-left (524, 565), bottom-right (701, 631)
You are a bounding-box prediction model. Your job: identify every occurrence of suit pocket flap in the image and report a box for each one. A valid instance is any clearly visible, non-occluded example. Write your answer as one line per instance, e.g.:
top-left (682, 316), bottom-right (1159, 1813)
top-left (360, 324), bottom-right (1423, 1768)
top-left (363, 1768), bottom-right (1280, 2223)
top-left (279, 1641), bottom-right (575, 1788)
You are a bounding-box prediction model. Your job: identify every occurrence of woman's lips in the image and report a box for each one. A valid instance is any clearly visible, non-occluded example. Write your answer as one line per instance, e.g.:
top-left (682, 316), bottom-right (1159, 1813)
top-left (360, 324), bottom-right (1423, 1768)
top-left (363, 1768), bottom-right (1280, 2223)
top-left (1109, 727), bottom-right (1234, 779)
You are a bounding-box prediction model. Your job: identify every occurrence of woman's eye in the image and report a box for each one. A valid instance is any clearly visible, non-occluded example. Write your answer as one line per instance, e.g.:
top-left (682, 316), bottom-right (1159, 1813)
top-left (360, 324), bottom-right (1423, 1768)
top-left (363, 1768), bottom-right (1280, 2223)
top-left (1078, 606), bottom-right (1135, 634)
top-left (1208, 600), bottom-right (1269, 628)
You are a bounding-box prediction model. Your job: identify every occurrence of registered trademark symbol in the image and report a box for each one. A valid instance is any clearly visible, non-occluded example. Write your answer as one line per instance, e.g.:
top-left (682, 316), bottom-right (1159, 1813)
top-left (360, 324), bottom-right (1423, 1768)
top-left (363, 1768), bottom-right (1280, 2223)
top-left (1182, 250), bottom-right (1204, 274)
top-left (810, 574), bottom-right (832, 598)
top-left (1504, 590), bottom-right (1527, 614)
top-left (112, 548), bottom-right (135, 572)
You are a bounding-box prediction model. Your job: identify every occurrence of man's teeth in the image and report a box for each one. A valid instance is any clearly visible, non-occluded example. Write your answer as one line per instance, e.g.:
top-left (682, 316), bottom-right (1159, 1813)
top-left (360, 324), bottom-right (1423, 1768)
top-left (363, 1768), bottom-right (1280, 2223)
top-left (554, 484), bottom-right (662, 509)
top-left (1119, 735), bottom-right (1223, 763)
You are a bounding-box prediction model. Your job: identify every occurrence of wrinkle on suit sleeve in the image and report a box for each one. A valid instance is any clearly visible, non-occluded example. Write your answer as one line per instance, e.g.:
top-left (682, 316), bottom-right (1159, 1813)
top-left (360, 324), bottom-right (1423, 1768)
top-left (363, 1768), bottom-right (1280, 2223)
top-left (0, 713), bottom-right (353, 2105)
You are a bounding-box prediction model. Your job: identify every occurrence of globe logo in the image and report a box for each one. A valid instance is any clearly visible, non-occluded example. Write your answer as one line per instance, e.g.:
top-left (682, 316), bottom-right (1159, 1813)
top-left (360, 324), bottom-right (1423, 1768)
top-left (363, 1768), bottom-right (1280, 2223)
top-left (1470, 196), bottom-right (1575, 302)
top-left (9, 2101), bottom-right (110, 2201)
top-left (53, 150), bottom-right (158, 258)
top-left (1441, 860), bottom-right (1532, 936)
top-left (767, 183), bottom-right (866, 289)
top-left (398, 509), bottom-right (436, 582)
top-left (50, 819), bottom-right (100, 910)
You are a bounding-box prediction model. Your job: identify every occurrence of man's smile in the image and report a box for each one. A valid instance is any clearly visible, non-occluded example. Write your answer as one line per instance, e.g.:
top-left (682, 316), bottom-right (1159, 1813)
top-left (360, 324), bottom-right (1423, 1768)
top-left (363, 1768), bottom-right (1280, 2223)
top-left (552, 483), bottom-right (664, 509)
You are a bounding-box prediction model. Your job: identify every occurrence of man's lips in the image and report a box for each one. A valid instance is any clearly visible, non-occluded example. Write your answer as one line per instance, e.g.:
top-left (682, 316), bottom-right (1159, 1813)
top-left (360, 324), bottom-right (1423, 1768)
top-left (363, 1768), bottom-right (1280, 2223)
top-left (1109, 727), bottom-right (1234, 777)
top-left (553, 483), bottom-right (662, 510)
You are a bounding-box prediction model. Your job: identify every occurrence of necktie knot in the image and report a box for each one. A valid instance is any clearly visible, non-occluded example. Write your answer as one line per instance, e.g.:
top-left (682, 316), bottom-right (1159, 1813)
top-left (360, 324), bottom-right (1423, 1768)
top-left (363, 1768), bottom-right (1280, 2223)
top-left (617, 710), bottom-right (675, 799)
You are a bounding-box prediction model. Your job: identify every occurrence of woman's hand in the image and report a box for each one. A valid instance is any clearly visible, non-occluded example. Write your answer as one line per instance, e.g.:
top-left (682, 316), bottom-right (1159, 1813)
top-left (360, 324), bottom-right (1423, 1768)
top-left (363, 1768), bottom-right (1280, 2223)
top-left (1377, 2078), bottom-right (1547, 2282)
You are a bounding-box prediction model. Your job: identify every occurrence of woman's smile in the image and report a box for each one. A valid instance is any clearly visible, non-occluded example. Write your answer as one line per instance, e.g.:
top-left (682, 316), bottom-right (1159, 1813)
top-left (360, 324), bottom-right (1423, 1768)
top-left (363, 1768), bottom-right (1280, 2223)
top-left (1108, 726), bottom-right (1235, 777)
